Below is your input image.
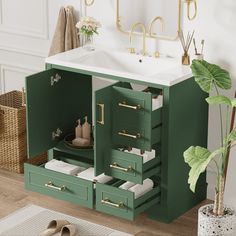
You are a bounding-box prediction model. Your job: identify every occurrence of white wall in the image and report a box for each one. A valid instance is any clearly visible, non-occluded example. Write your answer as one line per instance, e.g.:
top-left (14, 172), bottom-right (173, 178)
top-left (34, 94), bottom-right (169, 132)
top-left (87, 0), bottom-right (236, 207)
top-left (0, 0), bottom-right (83, 94)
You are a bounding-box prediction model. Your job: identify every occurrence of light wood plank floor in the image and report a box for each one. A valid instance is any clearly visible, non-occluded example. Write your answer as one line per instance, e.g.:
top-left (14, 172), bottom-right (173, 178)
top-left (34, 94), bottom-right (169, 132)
top-left (0, 169), bottom-right (210, 236)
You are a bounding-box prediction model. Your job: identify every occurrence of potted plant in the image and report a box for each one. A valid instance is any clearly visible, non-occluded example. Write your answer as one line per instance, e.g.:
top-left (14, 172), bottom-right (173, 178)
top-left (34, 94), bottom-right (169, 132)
top-left (76, 16), bottom-right (101, 51)
top-left (184, 59), bottom-right (236, 236)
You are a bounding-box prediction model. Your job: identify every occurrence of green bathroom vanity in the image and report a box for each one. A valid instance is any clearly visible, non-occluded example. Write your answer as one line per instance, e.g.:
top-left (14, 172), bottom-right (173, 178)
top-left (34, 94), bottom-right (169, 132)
top-left (24, 47), bottom-right (208, 223)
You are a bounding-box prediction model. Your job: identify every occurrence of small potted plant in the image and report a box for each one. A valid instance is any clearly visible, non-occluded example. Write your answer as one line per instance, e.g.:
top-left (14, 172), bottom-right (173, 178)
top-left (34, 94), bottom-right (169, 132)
top-left (184, 60), bottom-right (236, 236)
top-left (76, 16), bottom-right (101, 50)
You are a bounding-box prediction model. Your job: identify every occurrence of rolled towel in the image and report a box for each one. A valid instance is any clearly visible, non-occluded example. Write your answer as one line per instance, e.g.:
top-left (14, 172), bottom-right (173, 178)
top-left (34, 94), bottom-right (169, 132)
top-left (152, 95), bottom-right (163, 111)
top-left (119, 181), bottom-right (136, 190)
top-left (45, 159), bottom-right (85, 175)
top-left (77, 167), bottom-right (95, 181)
top-left (125, 148), bottom-right (156, 164)
top-left (93, 173), bottom-right (113, 184)
top-left (129, 179), bottom-right (154, 199)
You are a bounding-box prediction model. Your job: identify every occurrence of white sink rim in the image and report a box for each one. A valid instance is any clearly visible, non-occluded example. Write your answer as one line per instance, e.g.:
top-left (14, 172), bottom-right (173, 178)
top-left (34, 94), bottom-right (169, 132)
top-left (45, 46), bottom-right (192, 87)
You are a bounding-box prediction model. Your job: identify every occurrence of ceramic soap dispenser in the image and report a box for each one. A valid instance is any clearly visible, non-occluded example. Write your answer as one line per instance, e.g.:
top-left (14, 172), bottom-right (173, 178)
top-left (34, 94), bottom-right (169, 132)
top-left (75, 119), bottom-right (82, 138)
top-left (82, 116), bottom-right (91, 143)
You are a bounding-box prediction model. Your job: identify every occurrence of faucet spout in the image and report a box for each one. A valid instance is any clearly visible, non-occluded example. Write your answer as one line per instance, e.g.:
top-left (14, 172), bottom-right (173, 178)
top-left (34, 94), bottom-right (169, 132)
top-left (148, 16), bottom-right (164, 37)
top-left (129, 22), bottom-right (147, 56)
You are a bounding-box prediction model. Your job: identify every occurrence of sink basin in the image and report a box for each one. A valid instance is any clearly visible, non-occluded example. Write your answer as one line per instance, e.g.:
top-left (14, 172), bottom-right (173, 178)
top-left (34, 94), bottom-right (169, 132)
top-left (46, 46), bottom-right (192, 86)
top-left (70, 50), bottom-right (178, 77)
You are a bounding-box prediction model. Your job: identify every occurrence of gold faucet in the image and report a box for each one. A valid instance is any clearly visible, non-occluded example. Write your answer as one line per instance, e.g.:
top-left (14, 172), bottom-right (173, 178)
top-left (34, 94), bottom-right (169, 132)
top-left (148, 16), bottom-right (164, 37)
top-left (148, 17), bottom-right (164, 58)
top-left (129, 22), bottom-right (147, 56)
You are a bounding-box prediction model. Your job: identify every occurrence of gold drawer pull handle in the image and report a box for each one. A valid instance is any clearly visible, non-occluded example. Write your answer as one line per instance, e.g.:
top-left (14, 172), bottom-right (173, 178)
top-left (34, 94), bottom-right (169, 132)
top-left (97, 103), bottom-right (105, 125)
top-left (118, 101), bottom-right (141, 110)
top-left (110, 162), bottom-right (133, 172)
top-left (118, 130), bottom-right (141, 139)
top-left (101, 198), bottom-right (124, 208)
top-left (45, 181), bottom-right (66, 191)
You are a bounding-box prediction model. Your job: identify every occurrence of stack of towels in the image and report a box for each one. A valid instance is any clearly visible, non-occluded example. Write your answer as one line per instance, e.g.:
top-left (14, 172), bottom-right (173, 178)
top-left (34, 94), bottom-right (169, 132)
top-left (119, 179), bottom-right (154, 199)
top-left (152, 95), bottom-right (163, 111)
top-left (123, 148), bottom-right (156, 164)
top-left (45, 160), bottom-right (113, 184)
top-left (45, 159), bottom-right (85, 176)
top-left (77, 167), bottom-right (113, 184)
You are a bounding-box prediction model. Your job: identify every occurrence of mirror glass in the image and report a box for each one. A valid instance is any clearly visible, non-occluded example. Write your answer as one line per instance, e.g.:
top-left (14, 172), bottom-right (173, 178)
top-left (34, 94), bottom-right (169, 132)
top-left (117, 0), bottom-right (181, 40)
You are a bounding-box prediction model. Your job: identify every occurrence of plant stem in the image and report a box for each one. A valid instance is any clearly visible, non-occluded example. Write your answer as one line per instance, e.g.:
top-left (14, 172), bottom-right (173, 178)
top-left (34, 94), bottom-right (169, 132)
top-left (223, 90), bottom-right (236, 188)
top-left (217, 175), bottom-right (225, 216)
top-left (213, 192), bottom-right (219, 215)
top-left (214, 84), bottom-right (224, 147)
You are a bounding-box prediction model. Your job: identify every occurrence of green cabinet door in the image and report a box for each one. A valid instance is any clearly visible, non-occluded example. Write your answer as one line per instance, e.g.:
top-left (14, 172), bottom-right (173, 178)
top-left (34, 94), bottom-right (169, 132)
top-left (94, 85), bottom-right (113, 176)
top-left (112, 86), bottom-right (153, 151)
top-left (26, 69), bottom-right (92, 158)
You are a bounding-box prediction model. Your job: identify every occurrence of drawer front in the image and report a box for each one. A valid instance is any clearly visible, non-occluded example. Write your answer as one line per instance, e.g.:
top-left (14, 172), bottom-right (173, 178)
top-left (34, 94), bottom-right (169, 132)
top-left (112, 123), bottom-right (161, 151)
top-left (105, 149), bottom-right (161, 184)
top-left (96, 182), bottom-right (161, 220)
top-left (96, 182), bottom-right (135, 220)
top-left (24, 163), bottom-right (94, 209)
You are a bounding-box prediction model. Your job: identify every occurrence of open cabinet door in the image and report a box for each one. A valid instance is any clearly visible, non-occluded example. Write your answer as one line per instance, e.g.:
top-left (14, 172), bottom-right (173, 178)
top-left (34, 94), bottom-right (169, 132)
top-left (94, 85), bottom-right (113, 175)
top-left (26, 69), bottom-right (92, 158)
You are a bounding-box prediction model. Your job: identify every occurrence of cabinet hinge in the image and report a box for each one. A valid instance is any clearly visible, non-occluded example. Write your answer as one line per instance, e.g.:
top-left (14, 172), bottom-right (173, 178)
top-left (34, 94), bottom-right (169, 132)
top-left (52, 128), bottom-right (62, 140)
top-left (51, 74), bottom-right (61, 86)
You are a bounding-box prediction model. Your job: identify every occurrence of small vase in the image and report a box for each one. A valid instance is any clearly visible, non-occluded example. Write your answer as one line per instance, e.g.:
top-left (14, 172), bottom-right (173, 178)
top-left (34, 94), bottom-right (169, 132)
top-left (83, 34), bottom-right (95, 51)
top-left (198, 204), bottom-right (236, 236)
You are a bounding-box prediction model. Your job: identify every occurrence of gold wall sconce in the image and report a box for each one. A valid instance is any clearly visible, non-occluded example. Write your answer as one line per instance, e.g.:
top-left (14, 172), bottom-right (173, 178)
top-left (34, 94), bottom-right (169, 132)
top-left (184, 0), bottom-right (197, 21)
top-left (84, 0), bottom-right (95, 6)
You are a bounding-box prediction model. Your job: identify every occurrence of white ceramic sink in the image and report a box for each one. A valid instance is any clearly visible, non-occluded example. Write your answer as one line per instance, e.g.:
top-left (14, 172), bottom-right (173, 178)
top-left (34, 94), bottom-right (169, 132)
top-left (70, 50), bottom-right (178, 77)
top-left (46, 46), bottom-right (192, 86)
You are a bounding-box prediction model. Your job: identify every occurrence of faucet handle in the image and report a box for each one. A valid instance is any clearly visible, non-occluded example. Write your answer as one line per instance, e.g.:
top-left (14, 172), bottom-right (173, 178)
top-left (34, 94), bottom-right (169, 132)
top-left (153, 51), bottom-right (160, 58)
top-left (128, 47), bottom-right (136, 54)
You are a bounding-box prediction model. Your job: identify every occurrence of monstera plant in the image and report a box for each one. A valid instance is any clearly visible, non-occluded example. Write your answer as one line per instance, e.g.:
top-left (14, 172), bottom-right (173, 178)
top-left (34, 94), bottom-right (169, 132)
top-left (184, 60), bottom-right (236, 235)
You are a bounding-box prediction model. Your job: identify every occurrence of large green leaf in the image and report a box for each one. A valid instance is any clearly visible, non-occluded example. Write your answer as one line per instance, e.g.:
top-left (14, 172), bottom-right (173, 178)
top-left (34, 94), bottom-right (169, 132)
top-left (206, 95), bottom-right (231, 106)
top-left (191, 60), bottom-right (231, 93)
top-left (184, 146), bottom-right (223, 192)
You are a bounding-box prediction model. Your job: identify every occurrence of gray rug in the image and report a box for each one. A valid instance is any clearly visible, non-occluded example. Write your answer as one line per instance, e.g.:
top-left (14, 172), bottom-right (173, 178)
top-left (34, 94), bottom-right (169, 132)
top-left (0, 205), bottom-right (133, 236)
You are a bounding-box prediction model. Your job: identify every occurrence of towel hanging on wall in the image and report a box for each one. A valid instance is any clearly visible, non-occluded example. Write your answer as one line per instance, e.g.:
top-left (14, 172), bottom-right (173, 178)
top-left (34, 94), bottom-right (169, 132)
top-left (49, 6), bottom-right (79, 56)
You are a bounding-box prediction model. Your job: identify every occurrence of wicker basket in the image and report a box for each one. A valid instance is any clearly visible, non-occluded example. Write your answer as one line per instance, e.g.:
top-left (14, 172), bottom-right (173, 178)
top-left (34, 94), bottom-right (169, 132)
top-left (0, 91), bottom-right (47, 173)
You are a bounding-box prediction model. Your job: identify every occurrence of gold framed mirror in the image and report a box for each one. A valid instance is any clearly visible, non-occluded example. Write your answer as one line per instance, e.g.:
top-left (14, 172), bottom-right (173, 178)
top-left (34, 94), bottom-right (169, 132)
top-left (116, 0), bottom-right (182, 41)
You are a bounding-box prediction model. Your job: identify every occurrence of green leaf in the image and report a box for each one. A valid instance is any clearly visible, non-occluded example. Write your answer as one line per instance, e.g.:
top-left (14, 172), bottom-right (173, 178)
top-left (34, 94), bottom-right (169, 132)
top-left (231, 98), bottom-right (236, 107)
top-left (184, 146), bottom-right (222, 192)
top-left (206, 95), bottom-right (231, 106)
top-left (191, 60), bottom-right (232, 93)
top-left (228, 130), bottom-right (236, 142)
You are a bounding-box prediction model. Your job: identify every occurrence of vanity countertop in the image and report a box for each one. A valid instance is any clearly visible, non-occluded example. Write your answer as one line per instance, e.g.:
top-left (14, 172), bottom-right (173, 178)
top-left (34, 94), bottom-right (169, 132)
top-left (46, 46), bottom-right (192, 87)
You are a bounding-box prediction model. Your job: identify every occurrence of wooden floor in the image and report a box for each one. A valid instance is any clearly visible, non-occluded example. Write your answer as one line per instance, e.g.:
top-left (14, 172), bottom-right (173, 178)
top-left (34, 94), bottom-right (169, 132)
top-left (0, 168), bottom-right (210, 236)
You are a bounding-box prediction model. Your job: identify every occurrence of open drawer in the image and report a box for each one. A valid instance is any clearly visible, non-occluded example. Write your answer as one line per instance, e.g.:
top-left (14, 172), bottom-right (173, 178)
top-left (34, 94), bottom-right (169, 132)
top-left (96, 180), bottom-right (161, 220)
top-left (112, 86), bottom-right (162, 151)
top-left (104, 149), bottom-right (161, 184)
top-left (24, 158), bottom-right (94, 209)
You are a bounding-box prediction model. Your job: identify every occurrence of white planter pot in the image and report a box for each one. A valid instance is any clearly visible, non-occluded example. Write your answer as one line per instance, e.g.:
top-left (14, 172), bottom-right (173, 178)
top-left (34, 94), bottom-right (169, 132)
top-left (198, 204), bottom-right (236, 236)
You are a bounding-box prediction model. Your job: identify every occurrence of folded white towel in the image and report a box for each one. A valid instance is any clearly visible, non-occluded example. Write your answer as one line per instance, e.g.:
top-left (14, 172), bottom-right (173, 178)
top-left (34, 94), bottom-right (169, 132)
top-left (77, 167), bottom-right (95, 181)
top-left (119, 181), bottom-right (136, 190)
top-left (152, 95), bottom-right (163, 111)
top-left (94, 173), bottom-right (113, 184)
top-left (45, 159), bottom-right (85, 175)
top-left (128, 179), bottom-right (154, 199)
top-left (124, 148), bottom-right (156, 164)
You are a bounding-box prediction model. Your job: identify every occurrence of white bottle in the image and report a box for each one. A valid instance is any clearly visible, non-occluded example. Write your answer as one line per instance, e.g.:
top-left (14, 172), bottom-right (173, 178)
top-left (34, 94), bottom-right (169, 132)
top-left (75, 119), bottom-right (82, 138)
top-left (82, 116), bottom-right (91, 143)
